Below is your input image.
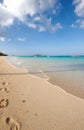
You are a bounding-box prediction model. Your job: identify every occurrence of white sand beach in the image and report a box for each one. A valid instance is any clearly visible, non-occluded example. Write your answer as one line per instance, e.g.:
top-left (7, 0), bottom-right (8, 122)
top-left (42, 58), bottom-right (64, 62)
top-left (0, 57), bottom-right (84, 130)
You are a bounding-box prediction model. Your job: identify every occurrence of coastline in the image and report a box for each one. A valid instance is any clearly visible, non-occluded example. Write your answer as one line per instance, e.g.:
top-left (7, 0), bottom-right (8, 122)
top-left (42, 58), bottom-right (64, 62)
top-left (5, 56), bottom-right (84, 100)
top-left (1, 56), bottom-right (84, 130)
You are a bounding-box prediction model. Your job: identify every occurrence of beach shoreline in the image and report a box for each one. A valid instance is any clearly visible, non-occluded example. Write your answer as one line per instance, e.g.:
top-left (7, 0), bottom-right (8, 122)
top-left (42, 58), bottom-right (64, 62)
top-left (48, 71), bottom-right (84, 99)
top-left (1, 56), bottom-right (84, 130)
top-left (6, 56), bottom-right (84, 100)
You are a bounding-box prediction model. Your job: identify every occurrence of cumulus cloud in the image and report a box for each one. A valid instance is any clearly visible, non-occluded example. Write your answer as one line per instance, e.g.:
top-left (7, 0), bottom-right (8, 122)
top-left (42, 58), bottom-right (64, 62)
top-left (0, 36), bottom-right (5, 42)
top-left (17, 37), bottom-right (26, 42)
top-left (73, 0), bottom-right (84, 17)
top-left (37, 16), bottom-right (62, 32)
top-left (51, 23), bottom-right (63, 32)
top-left (33, 17), bottom-right (41, 21)
top-left (71, 19), bottom-right (84, 29)
top-left (76, 19), bottom-right (84, 28)
top-left (27, 23), bottom-right (37, 29)
top-left (0, 36), bottom-right (11, 42)
top-left (39, 26), bottom-right (46, 32)
top-left (45, 18), bottom-right (62, 32)
top-left (0, 3), bottom-right (13, 27)
top-left (0, 0), bottom-right (62, 34)
top-left (73, 0), bottom-right (84, 28)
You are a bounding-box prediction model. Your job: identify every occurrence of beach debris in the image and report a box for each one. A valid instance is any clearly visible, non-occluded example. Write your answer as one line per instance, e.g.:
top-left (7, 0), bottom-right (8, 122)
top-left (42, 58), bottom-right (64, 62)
top-left (6, 117), bottom-right (20, 130)
top-left (0, 99), bottom-right (9, 108)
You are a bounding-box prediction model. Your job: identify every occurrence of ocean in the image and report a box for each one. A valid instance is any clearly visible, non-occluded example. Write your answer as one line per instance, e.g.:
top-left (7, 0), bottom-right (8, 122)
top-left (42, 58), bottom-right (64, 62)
top-left (6, 56), bottom-right (84, 99)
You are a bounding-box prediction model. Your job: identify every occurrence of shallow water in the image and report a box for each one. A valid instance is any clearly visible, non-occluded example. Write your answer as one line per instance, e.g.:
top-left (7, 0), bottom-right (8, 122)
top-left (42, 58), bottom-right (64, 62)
top-left (6, 56), bottom-right (84, 74)
top-left (6, 56), bottom-right (84, 99)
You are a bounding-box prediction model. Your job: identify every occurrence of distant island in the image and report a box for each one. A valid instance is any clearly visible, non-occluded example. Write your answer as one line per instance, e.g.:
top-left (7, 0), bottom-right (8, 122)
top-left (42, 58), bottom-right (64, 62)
top-left (0, 52), bottom-right (7, 56)
top-left (33, 54), bottom-right (47, 57)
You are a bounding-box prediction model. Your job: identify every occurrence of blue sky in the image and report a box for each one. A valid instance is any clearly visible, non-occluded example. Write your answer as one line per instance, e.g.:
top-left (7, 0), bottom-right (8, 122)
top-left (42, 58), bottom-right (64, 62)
top-left (0, 0), bottom-right (84, 56)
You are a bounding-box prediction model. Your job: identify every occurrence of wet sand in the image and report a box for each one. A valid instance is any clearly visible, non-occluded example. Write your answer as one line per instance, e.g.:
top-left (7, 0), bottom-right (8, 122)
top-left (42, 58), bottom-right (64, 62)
top-left (48, 71), bottom-right (84, 99)
top-left (0, 56), bottom-right (84, 130)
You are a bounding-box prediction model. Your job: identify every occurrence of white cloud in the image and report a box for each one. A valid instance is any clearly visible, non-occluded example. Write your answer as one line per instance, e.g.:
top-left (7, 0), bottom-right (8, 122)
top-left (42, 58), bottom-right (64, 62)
top-left (73, 0), bottom-right (84, 29)
top-left (80, 20), bottom-right (84, 28)
top-left (0, 37), bottom-right (12, 42)
top-left (51, 23), bottom-right (63, 32)
top-left (33, 17), bottom-right (41, 21)
top-left (3, 0), bottom-right (58, 22)
top-left (45, 18), bottom-right (62, 32)
top-left (0, 3), bottom-right (13, 27)
top-left (0, 36), bottom-right (5, 42)
top-left (27, 23), bottom-right (37, 29)
top-left (3, 0), bottom-right (38, 20)
top-left (73, 0), bottom-right (84, 17)
top-left (71, 19), bottom-right (84, 29)
top-left (0, 0), bottom-right (62, 33)
top-left (17, 37), bottom-right (26, 42)
top-left (76, 19), bottom-right (84, 28)
top-left (39, 26), bottom-right (46, 32)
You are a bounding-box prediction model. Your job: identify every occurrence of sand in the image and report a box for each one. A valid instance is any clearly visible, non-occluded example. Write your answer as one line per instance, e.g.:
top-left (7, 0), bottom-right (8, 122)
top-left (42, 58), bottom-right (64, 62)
top-left (0, 57), bottom-right (84, 130)
top-left (48, 71), bottom-right (84, 99)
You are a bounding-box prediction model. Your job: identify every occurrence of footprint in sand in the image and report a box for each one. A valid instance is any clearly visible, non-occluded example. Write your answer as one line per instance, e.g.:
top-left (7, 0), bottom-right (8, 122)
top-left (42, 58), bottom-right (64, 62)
top-left (2, 82), bottom-right (9, 86)
top-left (0, 88), bottom-right (3, 91)
top-left (6, 117), bottom-right (20, 130)
top-left (0, 99), bottom-right (9, 108)
top-left (4, 88), bottom-right (10, 93)
top-left (0, 87), bottom-right (10, 93)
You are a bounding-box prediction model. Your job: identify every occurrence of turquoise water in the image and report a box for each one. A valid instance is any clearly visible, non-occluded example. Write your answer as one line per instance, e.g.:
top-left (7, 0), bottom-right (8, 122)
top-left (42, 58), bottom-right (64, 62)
top-left (6, 56), bottom-right (84, 99)
top-left (6, 56), bottom-right (84, 74)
